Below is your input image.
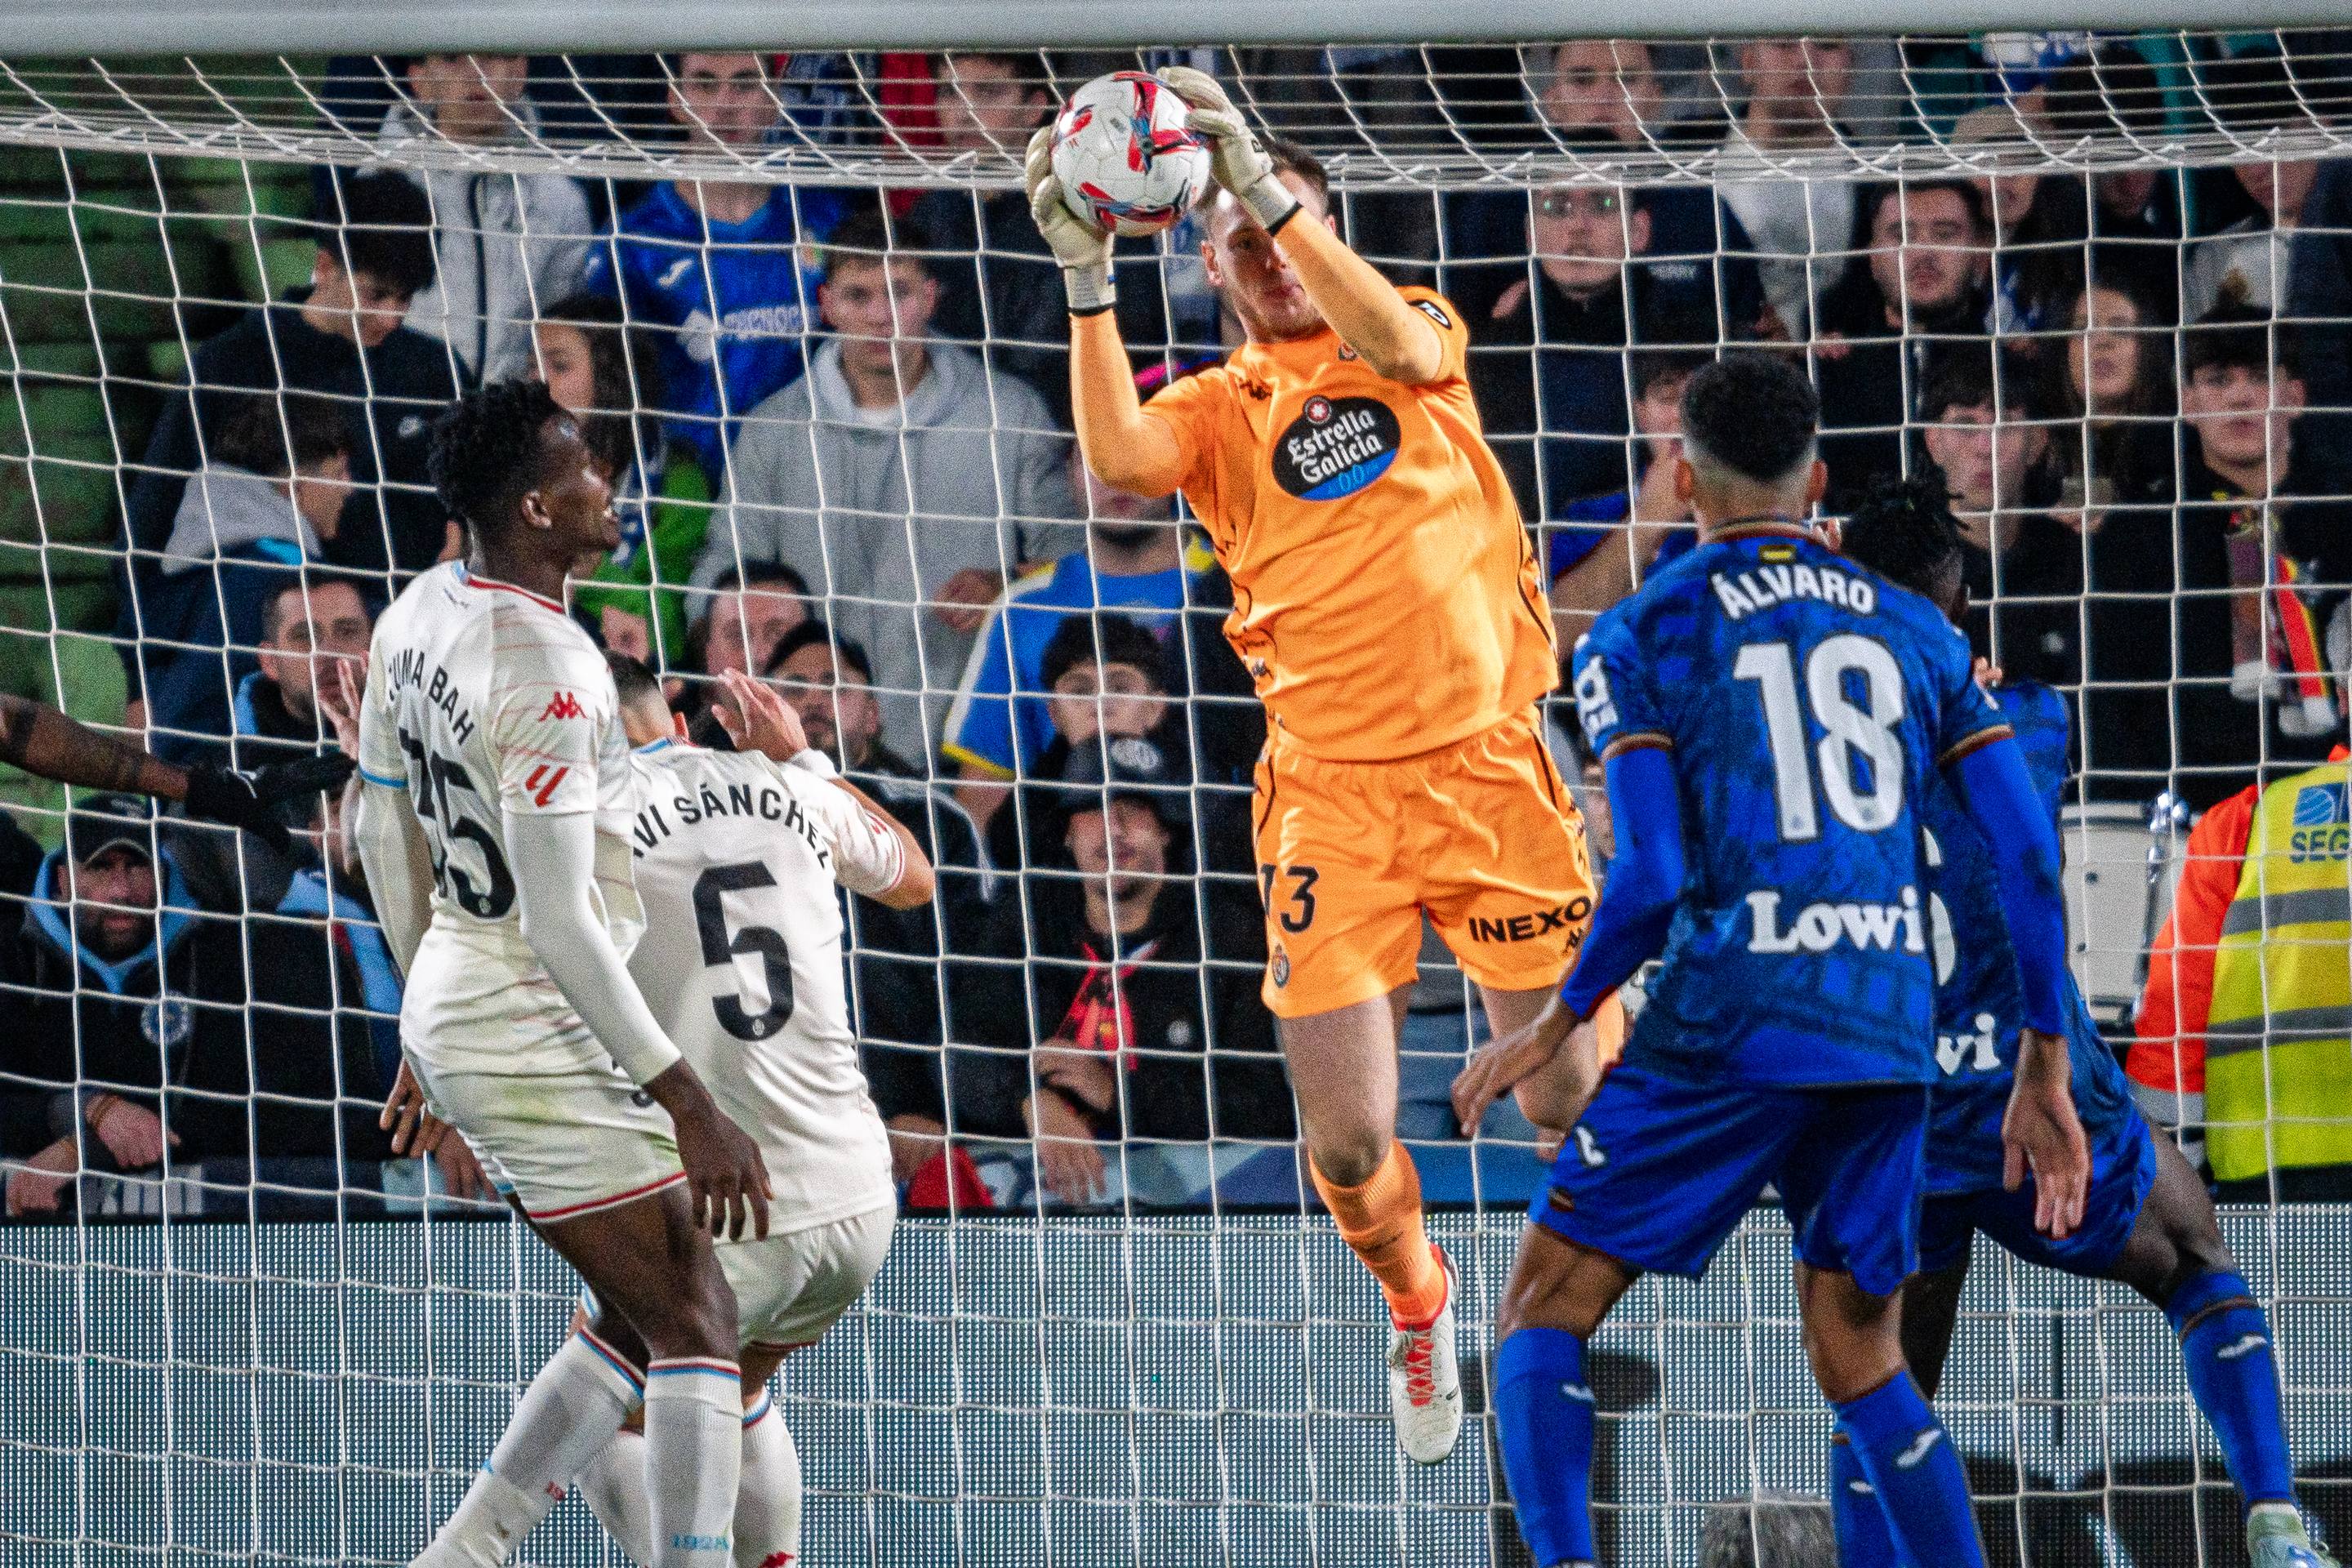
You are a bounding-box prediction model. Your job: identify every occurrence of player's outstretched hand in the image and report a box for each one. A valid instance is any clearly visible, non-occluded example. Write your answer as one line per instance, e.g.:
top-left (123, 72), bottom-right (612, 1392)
top-left (183, 752), bottom-right (356, 851)
top-left (648, 1060), bottom-right (773, 1242)
top-left (712, 668), bottom-right (809, 764)
top-left (1451, 996), bottom-right (1586, 1137)
top-left (1153, 66), bottom-right (1286, 223)
top-left (1023, 127), bottom-right (1116, 301)
top-left (2002, 1026), bottom-right (2091, 1238)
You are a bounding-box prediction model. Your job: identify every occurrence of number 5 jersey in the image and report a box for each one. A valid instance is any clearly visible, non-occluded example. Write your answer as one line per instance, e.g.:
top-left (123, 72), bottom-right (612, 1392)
top-left (358, 562), bottom-right (647, 1081)
top-left (624, 737), bottom-right (905, 1231)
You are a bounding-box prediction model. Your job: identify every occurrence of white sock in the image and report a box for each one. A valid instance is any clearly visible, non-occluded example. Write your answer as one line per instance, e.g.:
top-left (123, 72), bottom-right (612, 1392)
top-left (416, 1331), bottom-right (644, 1567)
top-left (574, 1428), bottom-right (654, 1565)
top-left (733, 1393), bottom-right (802, 1568)
top-left (644, 1358), bottom-right (744, 1568)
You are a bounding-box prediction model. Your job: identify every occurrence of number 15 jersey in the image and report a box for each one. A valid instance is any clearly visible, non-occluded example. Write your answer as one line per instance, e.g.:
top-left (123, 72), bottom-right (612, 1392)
top-left (624, 741), bottom-right (906, 1232)
top-left (1571, 523), bottom-right (2010, 1088)
top-left (357, 561), bottom-right (644, 1079)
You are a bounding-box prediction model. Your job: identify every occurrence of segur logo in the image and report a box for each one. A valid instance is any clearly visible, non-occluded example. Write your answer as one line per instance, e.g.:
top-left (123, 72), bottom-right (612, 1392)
top-left (1271, 395), bottom-right (1400, 501)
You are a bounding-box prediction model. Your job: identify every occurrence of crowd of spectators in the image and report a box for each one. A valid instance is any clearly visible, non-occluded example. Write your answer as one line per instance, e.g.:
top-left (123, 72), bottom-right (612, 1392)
top-left (7, 33), bottom-right (2352, 1218)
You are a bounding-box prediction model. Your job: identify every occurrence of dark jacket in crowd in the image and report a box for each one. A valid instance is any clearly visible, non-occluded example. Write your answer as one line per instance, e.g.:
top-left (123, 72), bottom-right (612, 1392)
top-left (1458, 261), bottom-right (1725, 520)
top-left (118, 290), bottom-right (457, 622)
top-left (955, 866), bottom-right (1294, 1146)
top-left (1814, 272), bottom-right (1991, 510)
top-left (845, 744), bottom-right (995, 1125)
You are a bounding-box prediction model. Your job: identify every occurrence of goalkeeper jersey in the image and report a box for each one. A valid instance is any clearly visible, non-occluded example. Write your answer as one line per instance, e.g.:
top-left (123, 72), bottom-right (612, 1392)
top-left (357, 561), bottom-right (645, 1079)
top-left (623, 740), bottom-right (904, 1232)
top-left (1141, 286), bottom-right (1555, 763)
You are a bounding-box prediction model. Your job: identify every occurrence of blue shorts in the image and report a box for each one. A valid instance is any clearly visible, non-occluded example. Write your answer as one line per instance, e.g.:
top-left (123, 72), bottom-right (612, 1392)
top-left (1529, 1066), bottom-right (1932, 1298)
top-left (1918, 1107), bottom-right (2159, 1276)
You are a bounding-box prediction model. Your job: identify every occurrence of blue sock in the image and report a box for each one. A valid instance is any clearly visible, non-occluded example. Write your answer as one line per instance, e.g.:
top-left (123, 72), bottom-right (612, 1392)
top-left (1494, 1329), bottom-right (1598, 1568)
top-left (1830, 1422), bottom-right (1907, 1568)
top-left (1833, 1374), bottom-right (1985, 1568)
top-left (2166, 1270), bottom-right (2296, 1508)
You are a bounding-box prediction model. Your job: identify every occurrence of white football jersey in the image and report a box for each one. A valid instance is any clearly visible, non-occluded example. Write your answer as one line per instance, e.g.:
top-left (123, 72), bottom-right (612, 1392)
top-left (625, 741), bottom-right (905, 1232)
top-left (357, 562), bottom-right (644, 1078)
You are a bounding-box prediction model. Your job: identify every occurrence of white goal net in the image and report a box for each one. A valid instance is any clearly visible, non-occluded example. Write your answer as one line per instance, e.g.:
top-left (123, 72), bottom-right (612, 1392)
top-left (3, 29), bottom-right (2351, 1567)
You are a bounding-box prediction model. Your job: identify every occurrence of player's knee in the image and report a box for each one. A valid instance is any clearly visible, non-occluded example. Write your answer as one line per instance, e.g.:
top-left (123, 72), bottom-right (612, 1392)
top-left (1306, 1127), bottom-right (1389, 1189)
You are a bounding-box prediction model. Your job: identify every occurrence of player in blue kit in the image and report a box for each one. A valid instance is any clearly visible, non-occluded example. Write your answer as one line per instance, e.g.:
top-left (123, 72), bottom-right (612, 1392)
top-left (1449, 353), bottom-right (2091, 1568)
top-left (1833, 478), bottom-right (2338, 1568)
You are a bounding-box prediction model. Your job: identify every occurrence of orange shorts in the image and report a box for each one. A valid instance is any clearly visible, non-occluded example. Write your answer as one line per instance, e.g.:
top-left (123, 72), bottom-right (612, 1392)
top-left (1250, 710), bottom-right (1596, 1018)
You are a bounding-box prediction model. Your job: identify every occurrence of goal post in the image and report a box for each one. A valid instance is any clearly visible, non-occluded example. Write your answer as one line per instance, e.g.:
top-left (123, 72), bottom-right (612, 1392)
top-left (2, 24), bottom-right (2350, 1568)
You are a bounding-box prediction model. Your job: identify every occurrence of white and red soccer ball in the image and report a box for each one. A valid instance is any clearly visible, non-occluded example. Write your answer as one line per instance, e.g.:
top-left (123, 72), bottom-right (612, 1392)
top-left (1049, 71), bottom-right (1213, 238)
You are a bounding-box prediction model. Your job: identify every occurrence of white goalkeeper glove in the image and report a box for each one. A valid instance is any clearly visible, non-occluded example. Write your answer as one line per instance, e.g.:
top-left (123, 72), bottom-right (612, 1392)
top-left (1155, 65), bottom-right (1299, 233)
top-left (1024, 126), bottom-right (1117, 315)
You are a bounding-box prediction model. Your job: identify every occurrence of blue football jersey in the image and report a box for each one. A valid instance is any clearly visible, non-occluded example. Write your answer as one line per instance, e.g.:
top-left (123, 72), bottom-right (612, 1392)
top-left (1572, 524), bottom-right (2011, 1086)
top-left (582, 183), bottom-right (851, 479)
top-left (1922, 679), bottom-right (2141, 1193)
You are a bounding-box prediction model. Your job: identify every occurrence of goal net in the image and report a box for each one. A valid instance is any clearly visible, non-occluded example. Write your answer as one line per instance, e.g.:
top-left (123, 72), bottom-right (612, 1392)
top-left (3, 28), bottom-right (2350, 1566)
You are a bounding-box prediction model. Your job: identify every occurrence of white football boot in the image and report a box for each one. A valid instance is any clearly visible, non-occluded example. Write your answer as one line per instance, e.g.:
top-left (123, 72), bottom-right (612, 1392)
top-left (1386, 1248), bottom-right (1463, 1464)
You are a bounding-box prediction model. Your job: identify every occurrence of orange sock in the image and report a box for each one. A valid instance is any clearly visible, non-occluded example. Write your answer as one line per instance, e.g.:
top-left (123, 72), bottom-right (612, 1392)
top-left (1312, 1142), bottom-right (1448, 1327)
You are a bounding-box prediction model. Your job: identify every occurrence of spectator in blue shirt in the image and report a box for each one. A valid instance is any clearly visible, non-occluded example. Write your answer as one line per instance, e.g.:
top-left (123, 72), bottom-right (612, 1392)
top-left (942, 458), bottom-right (1210, 796)
top-left (583, 51), bottom-right (857, 479)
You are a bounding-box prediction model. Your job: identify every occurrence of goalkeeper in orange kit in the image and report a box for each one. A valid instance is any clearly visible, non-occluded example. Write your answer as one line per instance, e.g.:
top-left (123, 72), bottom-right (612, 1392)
top-left (1027, 67), bottom-right (1601, 1463)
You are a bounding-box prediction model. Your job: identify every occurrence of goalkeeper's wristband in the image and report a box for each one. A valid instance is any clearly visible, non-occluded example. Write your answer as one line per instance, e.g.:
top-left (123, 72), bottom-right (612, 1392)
top-left (1239, 173), bottom-right (1301, 235)
top-left (1063, 261), bottom-right (1116, 317)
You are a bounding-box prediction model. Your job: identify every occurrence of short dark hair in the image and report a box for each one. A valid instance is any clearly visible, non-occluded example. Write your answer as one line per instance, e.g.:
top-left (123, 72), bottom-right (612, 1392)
top-left (537, 291), bottom-right (664, 476)
top-left (1861, 177), bottom-right (1988, 243)
top-left (318, 169), bottom-right (438, 298)
top-left (2183, 300), bottom-right (2291, 382)
top-left (212, 390), bottom-right (351, 477)
top-left (822, 207), bottom-right (936, 283)
top-left (1918, 343), bottom-right (2036, 423)
top-left (939, 49), bottom-right (1051, 100)
top-left (1838, 474), bottom-right (1967, 601)
top-left (261, 571), bottom-right (375, 644)
top-left (765, 618), bottom-right (874, 684)
top-left (428, 380), bottom-right (571, 538)
top-left (1260, 134), bottom-right (1331, 211)
top-left (1681, 352), bottom-right (1818, 486)
top-left (604, 648), bottom-right (667, 711)
top-left (1631, 348), bottom-right (1708, 403)
top-left (1040, 612), bottom-right (1164, 693)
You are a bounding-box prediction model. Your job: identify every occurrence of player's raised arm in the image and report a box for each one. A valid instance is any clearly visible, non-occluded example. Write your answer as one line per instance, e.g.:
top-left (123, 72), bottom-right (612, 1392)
top-left (1023, 129), bottom-right (1188, 497)
top-left (1158, 66), bottom-right (1446, 386)
top-left (1945, 733), bottom-right (2091, 1234)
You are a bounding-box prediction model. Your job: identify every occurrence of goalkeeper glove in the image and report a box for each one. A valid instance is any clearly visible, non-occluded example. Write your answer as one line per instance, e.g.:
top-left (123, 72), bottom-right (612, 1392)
top-left (1024, 127), bottom-right (1117, 315)
top-left (1155, 66), bottom-right (1299, 233)
top-left (183, 751), bottom-right (356, 853)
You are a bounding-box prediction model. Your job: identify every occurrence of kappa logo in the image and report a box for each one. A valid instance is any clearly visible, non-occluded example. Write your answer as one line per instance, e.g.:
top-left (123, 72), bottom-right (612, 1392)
top-left (1893, 1428), bottom-right (1944, 1468)
top-left (2215, 1332), bottom-right (2270, 1361)
top-left (523, 764), bottom-right (570, 808)
top-left (539, 691), bottom-right (585, 721)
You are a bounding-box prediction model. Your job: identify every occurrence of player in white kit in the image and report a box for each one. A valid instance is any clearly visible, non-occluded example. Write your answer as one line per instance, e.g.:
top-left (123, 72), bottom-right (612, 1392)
top-left (353, 383), bottom-right (769, 1568)
top-left (555, 657), bottom-right (933, 1568)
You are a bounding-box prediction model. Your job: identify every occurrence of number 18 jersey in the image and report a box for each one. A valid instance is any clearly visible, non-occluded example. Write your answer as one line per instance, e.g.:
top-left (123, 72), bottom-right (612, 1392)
top-left (357, 562), bottom-right (644, 1079)
top-left (1571, 524), bottom-right (2011, 1087)
top-left (623, 741), bottom-right (906, 1232)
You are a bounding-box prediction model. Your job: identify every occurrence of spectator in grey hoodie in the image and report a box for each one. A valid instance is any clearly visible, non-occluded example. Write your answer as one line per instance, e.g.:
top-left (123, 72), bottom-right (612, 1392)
top-left (379, 54), bottom-right (594, 385)
top-left (697, 210), bottom-right (1081, 755)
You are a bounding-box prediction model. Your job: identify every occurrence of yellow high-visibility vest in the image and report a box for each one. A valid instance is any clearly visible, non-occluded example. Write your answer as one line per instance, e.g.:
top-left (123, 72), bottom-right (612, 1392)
top-left (2206, 758), bottom-right (2352, 1182)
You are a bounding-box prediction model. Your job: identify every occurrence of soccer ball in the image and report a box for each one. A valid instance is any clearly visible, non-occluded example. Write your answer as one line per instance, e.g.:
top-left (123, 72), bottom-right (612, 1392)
top-left (1049, 71), bottom-right (1212, 238)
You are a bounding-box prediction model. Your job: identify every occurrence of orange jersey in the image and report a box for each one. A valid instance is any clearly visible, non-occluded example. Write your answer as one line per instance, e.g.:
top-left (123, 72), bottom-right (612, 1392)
top-left (1143, 286), bottom-right (1555, 763)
